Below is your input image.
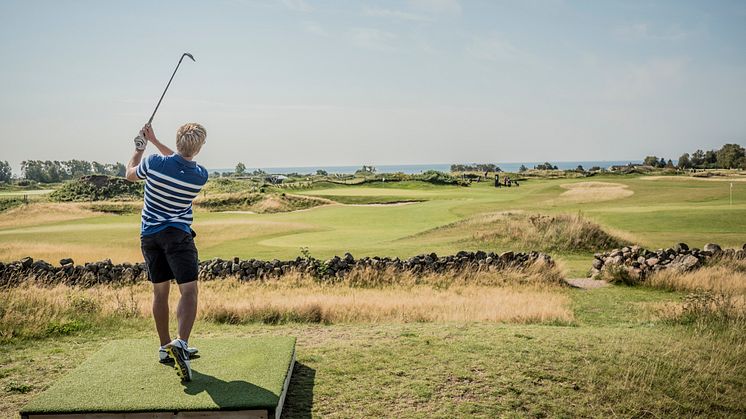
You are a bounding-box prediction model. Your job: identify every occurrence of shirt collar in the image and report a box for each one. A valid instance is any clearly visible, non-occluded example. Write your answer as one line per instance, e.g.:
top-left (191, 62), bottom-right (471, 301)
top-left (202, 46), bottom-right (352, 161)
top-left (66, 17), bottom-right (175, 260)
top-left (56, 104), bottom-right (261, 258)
top-left (173, 153), bottom-right (197, 168)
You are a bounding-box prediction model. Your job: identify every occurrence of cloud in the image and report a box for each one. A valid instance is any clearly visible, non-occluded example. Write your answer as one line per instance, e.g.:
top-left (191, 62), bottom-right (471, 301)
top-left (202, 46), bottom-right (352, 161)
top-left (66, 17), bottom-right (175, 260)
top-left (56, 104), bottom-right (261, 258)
top-left (349, 28), bottom-right (398, 52)
top-left (363, 7), bottom-right (434, 22)
top-left (614, 22), bottom-right (690, 41)
top-left (466, 35), bottom-right (527, 63)
top-left (280, 0), bottom-right (312, 12)
top-left (408, 0), bottom-right (462, 14)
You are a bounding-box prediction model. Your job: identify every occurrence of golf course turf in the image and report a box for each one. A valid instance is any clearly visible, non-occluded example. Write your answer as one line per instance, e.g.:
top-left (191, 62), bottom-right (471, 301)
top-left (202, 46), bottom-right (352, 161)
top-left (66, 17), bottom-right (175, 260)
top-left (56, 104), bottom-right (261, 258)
top-left (20, 337), bottom-right (296, 417)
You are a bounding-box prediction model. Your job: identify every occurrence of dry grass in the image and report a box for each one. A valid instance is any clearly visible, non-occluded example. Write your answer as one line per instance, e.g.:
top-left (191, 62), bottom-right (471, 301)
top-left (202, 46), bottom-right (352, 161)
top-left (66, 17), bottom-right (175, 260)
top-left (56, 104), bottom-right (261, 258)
top-left (648, 258), bottom-right (746, 294)
top-left (463, 211), bottom-right (628, 253)
top-left (556, 181), bottom-right (634, 204)
top-left (650, 258), bottom-right (746, 329)
top-left (0, 266), bottom-right (572, 341)
top-left (0, 203), bottom-right (100, 229)
top-left (0, 242), bottom-right (144, 265)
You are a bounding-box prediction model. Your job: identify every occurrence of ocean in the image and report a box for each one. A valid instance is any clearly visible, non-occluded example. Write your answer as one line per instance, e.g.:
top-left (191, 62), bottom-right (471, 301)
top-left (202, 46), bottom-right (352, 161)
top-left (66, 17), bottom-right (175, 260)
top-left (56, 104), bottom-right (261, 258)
top-left (209, 161), bottom-right (640, 175)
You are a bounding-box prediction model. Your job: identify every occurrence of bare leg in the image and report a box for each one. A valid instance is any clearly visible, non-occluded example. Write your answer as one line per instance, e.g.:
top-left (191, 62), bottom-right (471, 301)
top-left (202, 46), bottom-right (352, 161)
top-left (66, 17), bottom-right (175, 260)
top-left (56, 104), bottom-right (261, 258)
top-left (176, 281), bottom-right (198, 343)
top-left (152, 281), bottom-right (171, 346)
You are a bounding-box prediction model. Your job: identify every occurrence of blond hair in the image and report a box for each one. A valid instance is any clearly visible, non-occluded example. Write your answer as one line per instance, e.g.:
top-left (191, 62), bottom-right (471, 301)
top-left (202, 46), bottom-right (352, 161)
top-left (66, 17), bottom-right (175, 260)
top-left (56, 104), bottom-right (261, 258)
top-left (176, 123), bottom-right (207, 157)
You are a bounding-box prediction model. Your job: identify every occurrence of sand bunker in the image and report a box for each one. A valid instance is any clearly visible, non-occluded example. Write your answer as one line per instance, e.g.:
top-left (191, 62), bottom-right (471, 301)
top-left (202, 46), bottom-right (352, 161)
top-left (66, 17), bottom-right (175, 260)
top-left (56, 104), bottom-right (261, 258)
top-left (558, 182), bottom-right (633, 203)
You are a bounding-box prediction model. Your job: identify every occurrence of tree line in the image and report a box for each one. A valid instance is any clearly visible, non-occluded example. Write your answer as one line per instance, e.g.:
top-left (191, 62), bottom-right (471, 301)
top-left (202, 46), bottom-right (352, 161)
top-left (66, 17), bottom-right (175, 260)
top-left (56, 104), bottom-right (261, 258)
top-left (644, 143), bottom-right (745, 170)
top-left (450, 163), bottom-right (502, 172)
top-left (11, 160), bottom-right (126, 183)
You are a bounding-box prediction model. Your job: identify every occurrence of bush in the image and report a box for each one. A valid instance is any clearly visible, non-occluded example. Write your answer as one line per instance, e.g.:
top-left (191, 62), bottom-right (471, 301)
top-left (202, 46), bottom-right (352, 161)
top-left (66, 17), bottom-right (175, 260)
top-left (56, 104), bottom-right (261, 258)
top-left (50, 175), bottom-right (142, 201)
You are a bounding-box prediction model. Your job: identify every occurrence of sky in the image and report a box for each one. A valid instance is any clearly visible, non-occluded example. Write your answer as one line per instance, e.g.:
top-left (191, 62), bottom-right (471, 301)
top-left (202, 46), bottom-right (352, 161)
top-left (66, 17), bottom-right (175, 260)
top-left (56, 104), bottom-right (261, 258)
top-left (1, 0), bottom-right (745, 171)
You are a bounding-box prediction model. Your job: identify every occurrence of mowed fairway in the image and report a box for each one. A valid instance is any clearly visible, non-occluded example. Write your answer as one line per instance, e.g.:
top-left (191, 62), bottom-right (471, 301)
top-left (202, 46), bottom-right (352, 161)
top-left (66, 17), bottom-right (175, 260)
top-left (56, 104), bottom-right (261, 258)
top-left (1, 176), bottom-right (745, 267)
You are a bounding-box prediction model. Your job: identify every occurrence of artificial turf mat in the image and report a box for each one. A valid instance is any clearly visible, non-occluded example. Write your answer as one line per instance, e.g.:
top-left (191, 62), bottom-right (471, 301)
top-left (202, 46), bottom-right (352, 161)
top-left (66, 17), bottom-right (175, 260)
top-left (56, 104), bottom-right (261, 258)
top-left (21, 336), bottom-right (296, 414)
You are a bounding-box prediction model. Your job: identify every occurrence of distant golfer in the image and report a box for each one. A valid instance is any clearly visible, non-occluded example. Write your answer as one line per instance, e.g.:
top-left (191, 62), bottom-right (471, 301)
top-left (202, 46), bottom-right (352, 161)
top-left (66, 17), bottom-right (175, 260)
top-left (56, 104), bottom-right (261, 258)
top-left (125, 123), bottom-right (208, 382)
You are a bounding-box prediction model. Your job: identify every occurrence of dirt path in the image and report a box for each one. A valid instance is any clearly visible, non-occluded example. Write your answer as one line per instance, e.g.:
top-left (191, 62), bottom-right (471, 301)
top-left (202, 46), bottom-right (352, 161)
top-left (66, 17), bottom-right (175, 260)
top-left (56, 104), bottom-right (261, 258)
top-left (565, 278), bottom-right (610, 289)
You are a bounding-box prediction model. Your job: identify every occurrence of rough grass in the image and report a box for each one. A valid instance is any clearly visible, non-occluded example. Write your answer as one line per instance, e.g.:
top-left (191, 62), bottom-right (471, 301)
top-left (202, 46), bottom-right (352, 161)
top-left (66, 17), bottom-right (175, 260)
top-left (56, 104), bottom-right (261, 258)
top-left (0, 203), bottom-right (101, 229)
top-left (194, 192), bottom-right (329, 213)
top-left (647, 257), bottom-right (746, 294)
top-left (3, 314), bottom-right (745, 418)
top-left (408, 211), bottom-right (628, 254)
top-left (0, 262), bottom-right (569, 341)
top-left (645, 257), bottom-right (746, 331)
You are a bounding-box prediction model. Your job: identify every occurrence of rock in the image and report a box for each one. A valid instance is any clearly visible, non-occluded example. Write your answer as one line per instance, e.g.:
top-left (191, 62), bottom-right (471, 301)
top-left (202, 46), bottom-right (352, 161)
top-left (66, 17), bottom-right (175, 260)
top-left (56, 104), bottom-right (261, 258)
top-left (671, 254), bottom-right (700, 272)
top-left (703, 243), bottom-right (722, 254)
top-left (645, 258), bottom-right (659, 267)
top-left (592, 258), bottom-right (603, 270)
top-left (20, 257), bottom-right (33, 268)
top-left (675, 243), bottom-right (689, 252)
top-left (60, 258), bottom-right (74, 266)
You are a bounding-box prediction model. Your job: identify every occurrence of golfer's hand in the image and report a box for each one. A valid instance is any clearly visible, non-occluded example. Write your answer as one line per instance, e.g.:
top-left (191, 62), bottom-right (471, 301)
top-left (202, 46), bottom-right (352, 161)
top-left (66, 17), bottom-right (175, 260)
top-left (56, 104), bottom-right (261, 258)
top-left (142, 124), bottom-right (158, 143)
top-left (134, 129), bottom-right (148, 151)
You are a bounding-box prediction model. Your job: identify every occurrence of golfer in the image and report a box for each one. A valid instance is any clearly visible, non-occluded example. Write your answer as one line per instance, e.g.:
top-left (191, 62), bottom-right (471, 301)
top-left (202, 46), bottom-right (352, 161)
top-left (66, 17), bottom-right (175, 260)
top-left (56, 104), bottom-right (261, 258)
top-left (125, 122), bottom-right (208, 381)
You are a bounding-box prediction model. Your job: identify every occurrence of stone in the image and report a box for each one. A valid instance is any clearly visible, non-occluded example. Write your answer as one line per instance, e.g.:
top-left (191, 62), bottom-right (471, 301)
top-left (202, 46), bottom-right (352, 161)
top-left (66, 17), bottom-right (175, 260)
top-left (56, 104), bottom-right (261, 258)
top-left (703, 243), bottom-right (722, 254)
top-left (675, 242), bottom-right (689, 252)
top-left (60, 258), bottom-right (74, 266)
top-left (672, 254), bottom-right (700, 272)
top-left (20, 257), bottom-right (33, 268)
top-left (645, 258), bottom-right (659, 267)
top-left (592, 258), bottom-right (603, 270)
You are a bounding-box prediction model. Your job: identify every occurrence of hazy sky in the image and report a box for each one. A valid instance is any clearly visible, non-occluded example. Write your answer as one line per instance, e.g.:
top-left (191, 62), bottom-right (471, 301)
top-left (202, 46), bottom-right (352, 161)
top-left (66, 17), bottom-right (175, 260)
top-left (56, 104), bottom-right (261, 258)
top-left (1, 0), bottom-right (745, 170)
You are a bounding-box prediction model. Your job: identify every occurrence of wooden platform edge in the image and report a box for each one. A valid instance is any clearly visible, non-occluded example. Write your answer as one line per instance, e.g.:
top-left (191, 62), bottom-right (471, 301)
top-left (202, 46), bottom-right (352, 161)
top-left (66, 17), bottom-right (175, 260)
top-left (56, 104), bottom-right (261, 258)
top-left (271, 344), bottom-right (296, 419)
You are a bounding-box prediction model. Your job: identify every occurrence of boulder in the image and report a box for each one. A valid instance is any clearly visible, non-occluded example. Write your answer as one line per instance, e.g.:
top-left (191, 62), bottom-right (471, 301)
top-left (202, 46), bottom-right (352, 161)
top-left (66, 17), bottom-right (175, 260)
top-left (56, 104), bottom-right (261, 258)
top-left (703, 243), bottom-right (722, 254)
top-left (60, 258), bottom-right (74, 266)
top-left (674, 242), bottom-right (689, 252)
top-left (671, 254), bottom-right (700, 272)
top-left (20, 257), bottom-right (34, 268)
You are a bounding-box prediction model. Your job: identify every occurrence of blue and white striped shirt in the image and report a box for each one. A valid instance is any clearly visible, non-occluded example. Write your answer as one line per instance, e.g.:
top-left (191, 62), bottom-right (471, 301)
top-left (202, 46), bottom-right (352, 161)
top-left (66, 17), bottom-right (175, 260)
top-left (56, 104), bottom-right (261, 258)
top-left (136, 153), bottom-right (208, 236)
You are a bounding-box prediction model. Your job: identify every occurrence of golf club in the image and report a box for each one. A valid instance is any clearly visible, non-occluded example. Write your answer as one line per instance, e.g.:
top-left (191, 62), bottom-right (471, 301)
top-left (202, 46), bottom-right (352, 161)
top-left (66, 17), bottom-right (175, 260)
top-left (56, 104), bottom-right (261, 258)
top-left (134, 52), bottom-right (195, 150)
top-left (148, 52), bottom-right (196, 125)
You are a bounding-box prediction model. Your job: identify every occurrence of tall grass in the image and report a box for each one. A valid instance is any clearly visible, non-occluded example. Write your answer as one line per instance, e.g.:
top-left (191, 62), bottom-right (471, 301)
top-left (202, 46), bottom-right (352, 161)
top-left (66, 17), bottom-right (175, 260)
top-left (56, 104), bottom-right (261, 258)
top-left (465, 212), bottom-right (628, 253)
top-left (650, 257), bottom-right (746, 331)
top-left (0, 263), bottom-right (570, 342)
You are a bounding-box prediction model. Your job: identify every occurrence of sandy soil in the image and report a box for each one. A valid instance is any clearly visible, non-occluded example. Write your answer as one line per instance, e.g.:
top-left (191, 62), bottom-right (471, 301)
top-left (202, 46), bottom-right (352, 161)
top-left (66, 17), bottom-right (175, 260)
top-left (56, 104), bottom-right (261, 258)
top-left (557, 182), bottom-right (634, 203)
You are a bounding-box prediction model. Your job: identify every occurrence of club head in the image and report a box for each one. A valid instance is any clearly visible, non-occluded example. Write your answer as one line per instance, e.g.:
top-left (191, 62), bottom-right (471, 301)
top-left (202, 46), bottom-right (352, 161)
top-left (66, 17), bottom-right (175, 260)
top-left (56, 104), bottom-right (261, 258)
top-left (183, 52), bottom-right (195, 62)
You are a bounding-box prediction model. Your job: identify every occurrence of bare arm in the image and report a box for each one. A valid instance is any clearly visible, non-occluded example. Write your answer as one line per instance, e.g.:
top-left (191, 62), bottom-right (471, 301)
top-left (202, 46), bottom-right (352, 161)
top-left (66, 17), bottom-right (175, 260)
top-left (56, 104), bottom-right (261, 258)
top-left (143, 124), bottom-right (175, 156)
top-left (125, 149), bottom-right (145, 182)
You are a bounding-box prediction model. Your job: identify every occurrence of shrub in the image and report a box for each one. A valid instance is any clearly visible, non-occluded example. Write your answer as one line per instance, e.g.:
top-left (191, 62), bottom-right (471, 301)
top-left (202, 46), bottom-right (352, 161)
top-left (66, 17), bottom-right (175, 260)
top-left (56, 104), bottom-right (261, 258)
top-left (50, 175), bottom-right (142, 201)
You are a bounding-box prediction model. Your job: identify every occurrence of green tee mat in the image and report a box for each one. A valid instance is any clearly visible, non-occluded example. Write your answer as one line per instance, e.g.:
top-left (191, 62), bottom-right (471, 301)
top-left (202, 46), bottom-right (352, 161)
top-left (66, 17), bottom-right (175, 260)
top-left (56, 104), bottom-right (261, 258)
top-left (21, 336), bottom-right (296, 419)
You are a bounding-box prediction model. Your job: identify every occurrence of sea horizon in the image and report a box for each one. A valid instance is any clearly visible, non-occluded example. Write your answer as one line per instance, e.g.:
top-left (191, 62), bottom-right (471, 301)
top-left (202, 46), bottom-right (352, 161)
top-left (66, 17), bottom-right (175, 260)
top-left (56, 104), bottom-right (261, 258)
top-left (208, 160), bottom-right (642, 175)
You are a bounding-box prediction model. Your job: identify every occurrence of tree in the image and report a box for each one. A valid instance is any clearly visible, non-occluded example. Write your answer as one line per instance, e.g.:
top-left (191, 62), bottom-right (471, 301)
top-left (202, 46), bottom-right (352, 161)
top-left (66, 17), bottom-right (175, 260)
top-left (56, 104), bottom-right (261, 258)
top-left (704, 150), bottom-right (718, 166)
top-left (716, 143), bottom-right (745, 169)
top-left (316, 169), bottom-right (328, 176)
top-left (0, 161), bottom-right (11, 182)
top-left (518, 164), bottom-right (528, 173)
top-left (235, 162), bottom-right (246, 176)
top-left (534, 162), bottom-right (558, 170)
top-left (666, 159), bottom-right (674, 168)
top-left (92, 161), bottom-right (107, 174)
top-left (691, 150), bottom-right (705, 167)
top-left (643, 156), bottom-right (659, 167)
top-left (677, 153), bottom-right (691, 169)
top-left (576, 165), bottom-right (585, 172)
top-left (658, 157), bottom-right (666, 168)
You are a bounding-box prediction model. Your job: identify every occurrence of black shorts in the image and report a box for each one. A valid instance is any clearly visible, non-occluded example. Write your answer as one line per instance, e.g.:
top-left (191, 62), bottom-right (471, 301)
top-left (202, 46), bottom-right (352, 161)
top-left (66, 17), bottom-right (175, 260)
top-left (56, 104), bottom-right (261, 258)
top-left (141, 227), bottom-right (199, 284)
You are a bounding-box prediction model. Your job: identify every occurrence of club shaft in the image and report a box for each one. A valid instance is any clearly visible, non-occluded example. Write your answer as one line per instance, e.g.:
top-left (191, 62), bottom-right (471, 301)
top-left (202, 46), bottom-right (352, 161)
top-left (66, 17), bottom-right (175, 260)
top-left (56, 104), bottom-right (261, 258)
top-left (147, 55), bottom-right (187, 125)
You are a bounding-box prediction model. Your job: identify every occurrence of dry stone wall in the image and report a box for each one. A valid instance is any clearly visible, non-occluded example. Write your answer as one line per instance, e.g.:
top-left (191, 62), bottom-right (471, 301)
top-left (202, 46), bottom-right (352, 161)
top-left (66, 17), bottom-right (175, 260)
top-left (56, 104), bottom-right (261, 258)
top-left (590, 242), bottom-right (746, 280)
top-left (0, 250), bottom-right (553, 288)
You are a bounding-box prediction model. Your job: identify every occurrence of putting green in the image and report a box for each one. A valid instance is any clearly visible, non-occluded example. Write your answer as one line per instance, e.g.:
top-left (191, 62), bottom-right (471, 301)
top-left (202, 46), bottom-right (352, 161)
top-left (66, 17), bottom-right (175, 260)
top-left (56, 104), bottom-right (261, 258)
top-left (21, 337), bottom-right (296, 417)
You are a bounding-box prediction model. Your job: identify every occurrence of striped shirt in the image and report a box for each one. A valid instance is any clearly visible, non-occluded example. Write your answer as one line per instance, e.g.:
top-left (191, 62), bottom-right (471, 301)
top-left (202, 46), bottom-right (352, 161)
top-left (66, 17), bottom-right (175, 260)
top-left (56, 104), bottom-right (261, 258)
top-left (136, 153), bottom-right (208, 236)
